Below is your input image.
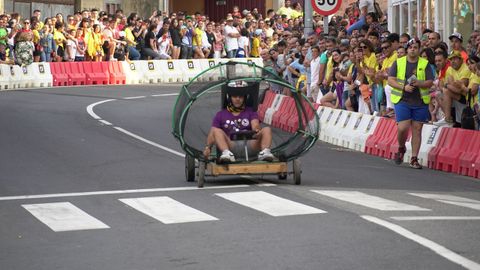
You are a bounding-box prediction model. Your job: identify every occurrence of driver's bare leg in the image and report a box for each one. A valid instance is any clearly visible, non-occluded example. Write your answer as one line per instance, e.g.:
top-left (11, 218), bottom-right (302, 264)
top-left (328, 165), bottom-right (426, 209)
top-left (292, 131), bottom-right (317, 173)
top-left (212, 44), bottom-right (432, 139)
top-left (211, 127), bottom-right (233, 151)
top-left (250, 127), bottom-right (273, 150)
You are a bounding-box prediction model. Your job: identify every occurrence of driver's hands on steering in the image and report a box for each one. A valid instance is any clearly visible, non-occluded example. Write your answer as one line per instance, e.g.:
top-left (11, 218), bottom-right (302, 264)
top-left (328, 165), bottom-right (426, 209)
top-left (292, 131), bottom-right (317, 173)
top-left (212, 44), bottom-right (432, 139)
top-left (252, 128), bottom-right (261, 139)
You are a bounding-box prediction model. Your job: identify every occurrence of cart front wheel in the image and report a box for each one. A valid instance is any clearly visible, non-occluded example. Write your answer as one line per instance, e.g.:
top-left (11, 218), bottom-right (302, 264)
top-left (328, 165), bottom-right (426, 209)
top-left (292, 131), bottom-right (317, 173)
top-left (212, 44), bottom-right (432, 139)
top-left (185, 155), bottom-right (195, 182)
top-left (293, 159), bottom-right (301, 185)
top-left (197, 161), bottom-right (206, 188)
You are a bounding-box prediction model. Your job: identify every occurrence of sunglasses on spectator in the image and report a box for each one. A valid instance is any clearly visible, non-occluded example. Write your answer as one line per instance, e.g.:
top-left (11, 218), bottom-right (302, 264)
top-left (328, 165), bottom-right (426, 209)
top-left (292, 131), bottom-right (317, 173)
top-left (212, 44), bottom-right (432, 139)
top-left (360, 45), bottom-right (367, 49)
top-left (381, 45), bottom-right (390, 50)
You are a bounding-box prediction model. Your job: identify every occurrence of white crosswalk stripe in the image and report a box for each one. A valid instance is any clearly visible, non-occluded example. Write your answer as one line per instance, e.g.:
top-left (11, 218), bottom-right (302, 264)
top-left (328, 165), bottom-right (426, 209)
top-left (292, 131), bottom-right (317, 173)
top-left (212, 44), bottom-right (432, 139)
top-left (119, 196), bottom-right (218, 224)
top-left (311, 190), bottom-right (431, 211)
top-left (215, 191), bottom-right (326, 216)
top-left (409, 193), bottom-right (480, 211)
top-left (20, 190), bottom-right (480, 232)
top-left (22, 202), bottom-right (110, 232)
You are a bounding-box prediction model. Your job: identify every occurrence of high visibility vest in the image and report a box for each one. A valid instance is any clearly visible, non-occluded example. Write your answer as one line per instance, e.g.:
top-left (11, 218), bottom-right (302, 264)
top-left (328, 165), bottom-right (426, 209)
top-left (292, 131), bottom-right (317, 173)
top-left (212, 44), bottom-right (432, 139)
top-left (391, 56), bottom-right (430, 105)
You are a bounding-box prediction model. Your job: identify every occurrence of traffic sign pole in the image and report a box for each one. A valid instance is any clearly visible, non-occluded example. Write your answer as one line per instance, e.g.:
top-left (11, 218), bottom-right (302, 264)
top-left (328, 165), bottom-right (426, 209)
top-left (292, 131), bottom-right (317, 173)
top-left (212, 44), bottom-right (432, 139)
top-left (304, 0), bottom-right (313, 37)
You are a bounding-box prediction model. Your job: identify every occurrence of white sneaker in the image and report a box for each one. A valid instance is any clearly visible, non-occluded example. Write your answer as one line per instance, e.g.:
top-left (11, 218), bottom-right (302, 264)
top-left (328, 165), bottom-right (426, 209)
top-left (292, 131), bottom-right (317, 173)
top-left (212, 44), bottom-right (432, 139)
top-left (258, 148), bottom-right (274, 162)
top-left (219, 150), bottom-right (235, 163)
top-left (433, 118), bottom-right (454, 127)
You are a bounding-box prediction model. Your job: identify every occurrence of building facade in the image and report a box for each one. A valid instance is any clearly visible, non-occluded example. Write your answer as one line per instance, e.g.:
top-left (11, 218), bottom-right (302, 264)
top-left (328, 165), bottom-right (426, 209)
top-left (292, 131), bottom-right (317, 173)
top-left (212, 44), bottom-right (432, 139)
top-left (2, 0), bottom-right (167, 21)
top-left (388, 0), bottom-right (479, 41)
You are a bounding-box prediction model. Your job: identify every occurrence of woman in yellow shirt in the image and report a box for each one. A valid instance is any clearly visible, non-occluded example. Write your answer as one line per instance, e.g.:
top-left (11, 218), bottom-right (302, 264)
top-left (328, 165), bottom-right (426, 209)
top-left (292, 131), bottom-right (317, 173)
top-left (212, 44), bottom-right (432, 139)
top-left (320, 49), bottom-right (344, 108)
top-left (53, 22), bottom-right (67, 62)
top-left (88, 24), bottom-right (104, 61)
top-left (291, 3), bottom-right (304, 19)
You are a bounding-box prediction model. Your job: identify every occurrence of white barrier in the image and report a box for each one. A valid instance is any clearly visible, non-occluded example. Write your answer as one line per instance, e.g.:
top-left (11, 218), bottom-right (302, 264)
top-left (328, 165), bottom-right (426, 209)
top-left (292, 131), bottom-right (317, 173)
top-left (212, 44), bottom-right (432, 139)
top-left (334, 111), bottom-right (363, 147)
top-left (337, 112), bottom-right (364, 149)
top-left (28, 63), bottom-right (53, 88)
top-left (264, 94), bottom-right (286, 125)
top-left (323, 109), bottom-right (348, 144)
top-left (404, 124), bottom-right (445, 166)
top-left (159, 60), bottom-right (184, 83)
top-left (177, 59), bottom-right (203, 82)
top-left (140, 60), bottom-right (164, 84)
top-left (0, 64), bottom-right (11, 90)
top-left (9, 65), bottom-right (27, 89)
top-left (122, 61), bottom-right (144, 84)
top-left (319, 109), bottom-right (341, 142)
top-left (351, 115), bottom-right (380, 152)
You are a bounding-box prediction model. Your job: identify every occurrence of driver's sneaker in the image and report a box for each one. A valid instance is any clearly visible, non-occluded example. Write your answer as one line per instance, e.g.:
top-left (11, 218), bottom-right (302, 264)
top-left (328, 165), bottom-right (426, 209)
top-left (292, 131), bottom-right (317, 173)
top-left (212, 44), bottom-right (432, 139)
top-left (258, 148), bottom-right (274, 162)
top-left (409, 156), bottom-right (422, 169)
top-left (219, 150), bottom-right (235, 163)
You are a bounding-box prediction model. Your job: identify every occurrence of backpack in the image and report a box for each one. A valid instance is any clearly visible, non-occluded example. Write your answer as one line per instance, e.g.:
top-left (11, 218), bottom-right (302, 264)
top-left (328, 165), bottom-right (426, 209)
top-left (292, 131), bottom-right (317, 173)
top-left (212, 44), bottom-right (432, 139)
top-left (461, 90), bottom-right (476, 130)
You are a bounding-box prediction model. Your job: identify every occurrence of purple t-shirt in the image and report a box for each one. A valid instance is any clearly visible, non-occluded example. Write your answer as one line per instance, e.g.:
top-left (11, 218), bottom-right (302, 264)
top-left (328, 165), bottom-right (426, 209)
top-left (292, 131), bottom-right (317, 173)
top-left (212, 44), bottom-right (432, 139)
top-left (212, 107), bottom-right (259, 139)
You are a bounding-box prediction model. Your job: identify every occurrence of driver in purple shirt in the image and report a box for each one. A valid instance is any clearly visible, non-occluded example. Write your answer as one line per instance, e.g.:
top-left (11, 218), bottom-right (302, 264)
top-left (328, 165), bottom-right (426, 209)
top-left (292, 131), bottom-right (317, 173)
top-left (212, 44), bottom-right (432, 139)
top-left (203, 92), bottom-right (274, 163)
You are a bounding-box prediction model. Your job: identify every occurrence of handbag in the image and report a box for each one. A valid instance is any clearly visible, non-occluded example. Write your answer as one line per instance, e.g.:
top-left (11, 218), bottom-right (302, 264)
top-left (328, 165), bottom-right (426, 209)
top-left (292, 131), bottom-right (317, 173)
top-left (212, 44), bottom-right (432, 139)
top-left (461, 90), bottom-right (476, 130)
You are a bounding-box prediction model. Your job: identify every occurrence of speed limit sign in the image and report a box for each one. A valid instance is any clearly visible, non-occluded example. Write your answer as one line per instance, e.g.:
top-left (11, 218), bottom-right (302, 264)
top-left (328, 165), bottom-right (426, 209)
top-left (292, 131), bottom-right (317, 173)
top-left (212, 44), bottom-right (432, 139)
top-left (311, 0), bottom-right (342, 16)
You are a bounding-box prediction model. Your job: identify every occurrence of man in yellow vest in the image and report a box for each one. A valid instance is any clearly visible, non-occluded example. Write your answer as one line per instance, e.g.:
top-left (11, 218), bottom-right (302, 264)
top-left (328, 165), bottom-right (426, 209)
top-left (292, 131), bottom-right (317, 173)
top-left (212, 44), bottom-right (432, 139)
top-left (387, 38), bottom-right (434, 169)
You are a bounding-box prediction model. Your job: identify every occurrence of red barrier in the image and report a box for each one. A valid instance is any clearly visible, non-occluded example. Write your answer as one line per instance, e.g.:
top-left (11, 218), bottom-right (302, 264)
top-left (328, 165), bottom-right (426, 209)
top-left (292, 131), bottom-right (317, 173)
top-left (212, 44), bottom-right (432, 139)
top-left (374, 119), bottom-right (398, 158)
top-left (84, 62), bottom-right (109, 85)
top-left (364, 118), bottom-right (392, 155)
top-left (287, 99), bottom-right (316, 133)
top-left (49, 62), bottom-right (69, 86)
top-left (65, 62), bottom-right (87, 85)
top-left (271, 97), bottom-right (294, 128)
top-left (456, 131), bottom-right (480, 176)
top-left (385, 129), bottom-right (412, 160)
top-left (107, 62), bottom-right (126, 85)
top-left (278, 100), bottom-right (297, 131)
top-left (427, 128), bottom-right (450, 169)
top-left (258, 91), bottom-right (276, 122)
top-left (473, 156), bottom-right (480, 179)
top-left (433, 128), bottom-right (473, 172)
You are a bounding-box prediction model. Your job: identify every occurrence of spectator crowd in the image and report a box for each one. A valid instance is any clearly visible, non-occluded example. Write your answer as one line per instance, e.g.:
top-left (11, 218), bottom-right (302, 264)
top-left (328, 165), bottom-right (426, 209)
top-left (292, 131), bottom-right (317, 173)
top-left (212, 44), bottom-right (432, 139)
top-left (0, 0), bottom-right (478, 130)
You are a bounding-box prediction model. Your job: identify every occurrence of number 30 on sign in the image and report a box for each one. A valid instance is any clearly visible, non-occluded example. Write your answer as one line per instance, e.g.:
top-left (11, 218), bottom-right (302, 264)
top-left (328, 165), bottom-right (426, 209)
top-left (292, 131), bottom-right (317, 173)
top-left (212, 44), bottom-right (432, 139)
top-left (311, 0), bottom-right (342, 16)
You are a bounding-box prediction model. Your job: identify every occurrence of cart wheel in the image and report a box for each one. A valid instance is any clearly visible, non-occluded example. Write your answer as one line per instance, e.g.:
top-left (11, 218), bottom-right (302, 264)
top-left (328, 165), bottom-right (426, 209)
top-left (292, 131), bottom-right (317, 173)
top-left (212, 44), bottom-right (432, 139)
top-left (278, 173), bottom-right (287, 180)
top-left (185, 155), bottom-right (195, 182)
top-left (197, 161), bottom-right (206, 188)
top-left (293, 159), bottom-right (301, 185)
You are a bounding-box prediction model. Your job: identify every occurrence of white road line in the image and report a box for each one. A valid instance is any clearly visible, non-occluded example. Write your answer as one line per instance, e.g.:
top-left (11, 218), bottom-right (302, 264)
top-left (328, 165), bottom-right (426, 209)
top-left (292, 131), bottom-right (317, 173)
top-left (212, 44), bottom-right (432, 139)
top-left (391, 216), bottom-right (480, 221)
top-left (22, 202), bottom-right (110, 232)
top-left (311, 190), bottom-right (431, 211)
top-left (119, 196), bottom-right (218, 224)
top-left (86, 97), bottom-right (186, 158)
top-left (123, 96), bottom-right (146, 99)
top-left (0, 184), bottom-right (252, 201)
top-left (362, 215), bottom-right (480, 270)
top-left (409, 193), bottom-right (480, 211)
top-left (86, 99), bottom-right (116, 119)
top-left (151, 93), bottom-right (179, 97)
top-left (216, 191), bottom-right (326, 217)
top-left (113, 127), bottom-right (185, 157)
top-left (98, 120), bottom-right (112, 126)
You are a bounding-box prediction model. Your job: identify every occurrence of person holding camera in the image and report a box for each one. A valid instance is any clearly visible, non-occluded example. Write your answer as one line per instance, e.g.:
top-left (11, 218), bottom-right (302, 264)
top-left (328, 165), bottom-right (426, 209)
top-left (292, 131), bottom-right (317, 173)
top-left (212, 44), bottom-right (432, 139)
top-left (388, 38), bottom-right (434, 169)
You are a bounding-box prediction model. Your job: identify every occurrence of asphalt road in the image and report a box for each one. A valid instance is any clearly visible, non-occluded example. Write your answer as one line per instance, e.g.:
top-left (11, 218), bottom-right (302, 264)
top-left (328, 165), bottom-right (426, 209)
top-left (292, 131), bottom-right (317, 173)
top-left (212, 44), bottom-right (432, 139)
top-left (1, 85), bottom-right (479, 270)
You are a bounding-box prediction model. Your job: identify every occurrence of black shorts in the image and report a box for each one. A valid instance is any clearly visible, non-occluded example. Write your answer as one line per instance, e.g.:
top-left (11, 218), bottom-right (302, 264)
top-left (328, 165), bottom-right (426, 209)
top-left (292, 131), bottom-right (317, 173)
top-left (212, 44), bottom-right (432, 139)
top-left (56, 46), bottom-right (64, 57)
